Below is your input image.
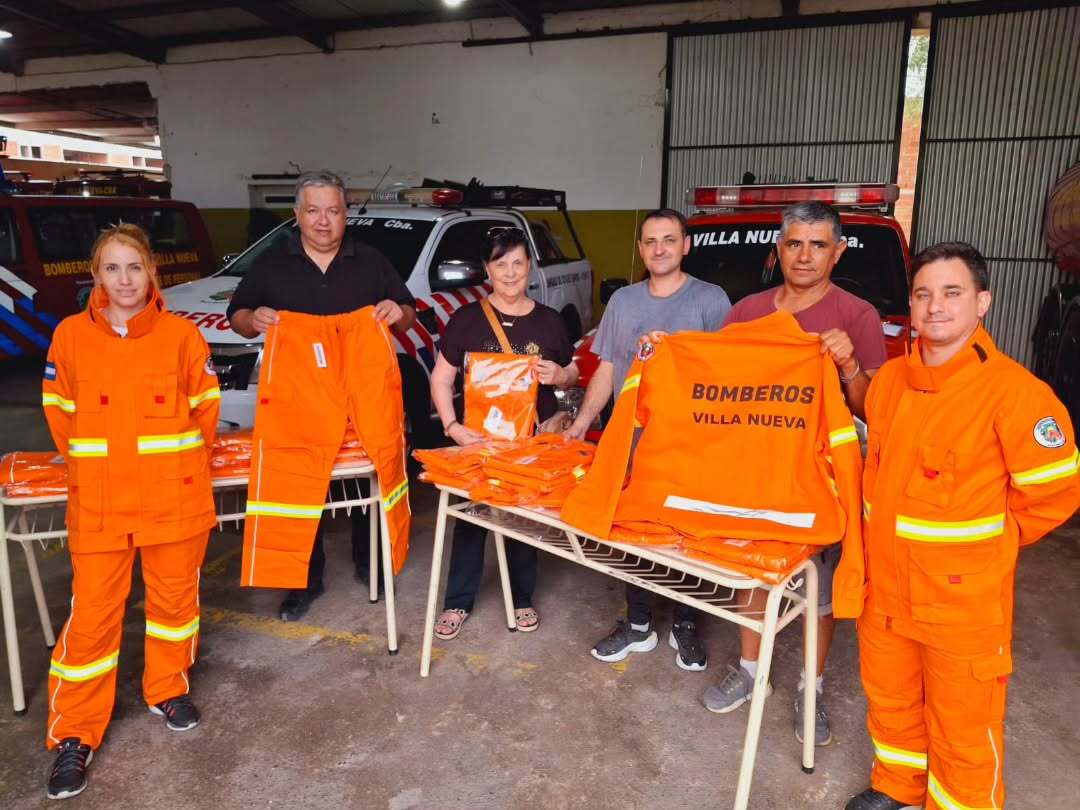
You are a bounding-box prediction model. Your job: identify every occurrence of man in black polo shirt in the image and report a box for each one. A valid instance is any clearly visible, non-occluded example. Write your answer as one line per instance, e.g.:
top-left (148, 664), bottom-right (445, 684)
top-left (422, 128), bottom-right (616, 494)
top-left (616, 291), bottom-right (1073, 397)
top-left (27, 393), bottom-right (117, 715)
top-left (228, 170), bottom-right (416, 620)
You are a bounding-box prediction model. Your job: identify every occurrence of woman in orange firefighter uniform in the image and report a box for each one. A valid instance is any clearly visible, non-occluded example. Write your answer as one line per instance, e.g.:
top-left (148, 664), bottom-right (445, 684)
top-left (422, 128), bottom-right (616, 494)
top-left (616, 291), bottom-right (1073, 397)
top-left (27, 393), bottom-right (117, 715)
top-left (40, 224), bottom-right (221, 801)
top-left (844, 242), bottom-right (1080, 810)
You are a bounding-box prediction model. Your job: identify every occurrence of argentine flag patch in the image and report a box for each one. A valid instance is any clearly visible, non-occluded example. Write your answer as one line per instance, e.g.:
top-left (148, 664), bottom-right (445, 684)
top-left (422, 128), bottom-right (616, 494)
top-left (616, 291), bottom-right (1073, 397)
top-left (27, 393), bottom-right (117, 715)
top-left (43, 361), bottom-right (57, 381)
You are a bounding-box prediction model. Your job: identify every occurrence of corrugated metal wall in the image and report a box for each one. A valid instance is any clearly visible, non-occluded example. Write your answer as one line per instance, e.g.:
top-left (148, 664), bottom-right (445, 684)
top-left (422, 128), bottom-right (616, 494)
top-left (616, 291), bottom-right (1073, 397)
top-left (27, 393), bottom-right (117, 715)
top-left (666, 20), bottom-right (907, 212)
top-left (913, 5), bottom-right (1080, 367)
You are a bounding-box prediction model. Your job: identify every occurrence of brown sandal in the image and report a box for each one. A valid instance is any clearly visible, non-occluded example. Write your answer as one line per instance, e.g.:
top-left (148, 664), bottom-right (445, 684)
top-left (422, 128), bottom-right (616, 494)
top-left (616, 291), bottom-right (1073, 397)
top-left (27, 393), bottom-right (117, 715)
top-left (434, 608), bottom-right (469, 640)
top-left (514, 607), bottom-right (540, 633)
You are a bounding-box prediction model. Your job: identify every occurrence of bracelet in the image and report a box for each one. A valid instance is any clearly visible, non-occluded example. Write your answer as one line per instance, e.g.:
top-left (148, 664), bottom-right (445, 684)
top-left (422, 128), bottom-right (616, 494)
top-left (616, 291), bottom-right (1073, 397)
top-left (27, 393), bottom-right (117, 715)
top-left (442, 420), bottom-right (459, 437)
top-left (839, 360), bottom-right (861, 384)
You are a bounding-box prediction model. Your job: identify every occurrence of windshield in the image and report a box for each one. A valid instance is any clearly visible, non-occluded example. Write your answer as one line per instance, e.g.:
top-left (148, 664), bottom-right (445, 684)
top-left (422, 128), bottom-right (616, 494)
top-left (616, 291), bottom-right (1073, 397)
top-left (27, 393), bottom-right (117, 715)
top-left (683, 222), bottom-right (909, 316)
top-left (224, 216), bottom-right (436, 281)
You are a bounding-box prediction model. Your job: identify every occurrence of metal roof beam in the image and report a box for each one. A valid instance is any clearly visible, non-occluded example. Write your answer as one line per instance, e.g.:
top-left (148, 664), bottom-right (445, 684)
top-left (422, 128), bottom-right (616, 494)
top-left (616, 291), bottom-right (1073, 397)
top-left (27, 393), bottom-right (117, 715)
top-left (232, 1), bottom-right (334, 53)
top-left (494, 0), bottom-right (543, 36)
top-left (0, 0), bottom-right (166, 65)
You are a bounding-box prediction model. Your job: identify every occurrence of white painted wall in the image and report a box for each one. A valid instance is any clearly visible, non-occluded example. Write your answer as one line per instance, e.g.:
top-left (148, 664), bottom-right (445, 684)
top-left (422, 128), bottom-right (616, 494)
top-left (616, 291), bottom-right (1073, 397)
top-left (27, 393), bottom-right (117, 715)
top-left (2, 33), bottom-right (667, 211)
top-left (158, 35), bottom-right (666, 209)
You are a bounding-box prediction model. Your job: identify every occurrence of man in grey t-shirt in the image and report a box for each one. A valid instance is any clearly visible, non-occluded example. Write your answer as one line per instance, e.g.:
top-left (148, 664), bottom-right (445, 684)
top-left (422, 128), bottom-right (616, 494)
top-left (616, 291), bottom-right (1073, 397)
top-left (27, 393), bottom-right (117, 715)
top-left (565, 208), bottom-right (731, 672)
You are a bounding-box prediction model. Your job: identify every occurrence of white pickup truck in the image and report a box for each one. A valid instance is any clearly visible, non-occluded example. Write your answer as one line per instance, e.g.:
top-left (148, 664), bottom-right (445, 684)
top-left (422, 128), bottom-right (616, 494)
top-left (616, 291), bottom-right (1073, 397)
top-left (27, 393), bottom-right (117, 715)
top-left (162, 184), bottom-right (594, 438)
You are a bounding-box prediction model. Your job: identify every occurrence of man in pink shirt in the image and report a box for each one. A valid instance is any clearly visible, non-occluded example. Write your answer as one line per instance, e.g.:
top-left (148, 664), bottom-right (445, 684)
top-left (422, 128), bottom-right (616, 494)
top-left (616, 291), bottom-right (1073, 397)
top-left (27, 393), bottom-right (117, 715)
top-left (702, 201), bottom-right (887, 747)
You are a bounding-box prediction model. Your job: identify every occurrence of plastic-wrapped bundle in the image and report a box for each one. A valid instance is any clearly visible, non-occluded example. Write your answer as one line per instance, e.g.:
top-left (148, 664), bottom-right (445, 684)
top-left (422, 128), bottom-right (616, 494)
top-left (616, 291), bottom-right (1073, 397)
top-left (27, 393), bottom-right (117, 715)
top-left (0, 451), bottom-right (68, 496)
top-left (681, 537), bottom-right (816, 584)
top-left (464, 352), bottom-right (538, 440)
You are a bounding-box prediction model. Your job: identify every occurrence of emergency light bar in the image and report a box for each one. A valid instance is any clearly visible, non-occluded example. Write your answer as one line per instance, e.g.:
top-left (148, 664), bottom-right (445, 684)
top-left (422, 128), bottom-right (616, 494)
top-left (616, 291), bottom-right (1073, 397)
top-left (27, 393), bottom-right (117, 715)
top-left (344, 186), bottom-right (464, 206)
top-left (690, 183), bottom-right (899, 210)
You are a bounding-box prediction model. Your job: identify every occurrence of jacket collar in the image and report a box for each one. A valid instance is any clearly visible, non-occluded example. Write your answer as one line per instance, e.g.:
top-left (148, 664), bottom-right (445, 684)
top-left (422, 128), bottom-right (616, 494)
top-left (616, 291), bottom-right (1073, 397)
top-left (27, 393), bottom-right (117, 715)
top-left (86, 285), bottom-right (167, 339)
top-left (905, 324), bottom-right (995, 392)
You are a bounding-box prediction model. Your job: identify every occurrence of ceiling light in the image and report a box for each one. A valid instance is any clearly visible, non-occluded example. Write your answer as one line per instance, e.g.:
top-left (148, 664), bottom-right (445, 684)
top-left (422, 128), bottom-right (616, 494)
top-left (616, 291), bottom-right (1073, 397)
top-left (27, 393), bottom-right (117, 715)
top-left (442, 0), bottom-right (467, 7)
top-left (0, 31), bottom-right (13, 40)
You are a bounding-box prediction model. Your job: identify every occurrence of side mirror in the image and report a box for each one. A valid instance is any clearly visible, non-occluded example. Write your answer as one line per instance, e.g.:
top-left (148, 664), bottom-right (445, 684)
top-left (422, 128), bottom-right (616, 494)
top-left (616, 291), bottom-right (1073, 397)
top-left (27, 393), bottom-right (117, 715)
top-left (599, 278), bottom-right (629, 305)
top-left (221, 253), bottom-right (240, 268)
top-left (434, 260), bottom-right (486, 290)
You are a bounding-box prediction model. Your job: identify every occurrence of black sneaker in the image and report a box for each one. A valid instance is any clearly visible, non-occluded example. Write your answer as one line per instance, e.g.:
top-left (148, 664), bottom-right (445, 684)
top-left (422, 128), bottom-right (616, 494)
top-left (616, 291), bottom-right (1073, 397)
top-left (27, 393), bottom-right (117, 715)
top-left (668, 620), bottom-right (708, 672)
top-left (149, 694), bottom-right (200, 731)
top-left (47, 738), bottom-right (92, 800)
top-left (279, 581), bottom-right (325, 622)
top-left (844, 788), bottom-right (918, 810)
top-left (590, 619), bottom-right (658, 663)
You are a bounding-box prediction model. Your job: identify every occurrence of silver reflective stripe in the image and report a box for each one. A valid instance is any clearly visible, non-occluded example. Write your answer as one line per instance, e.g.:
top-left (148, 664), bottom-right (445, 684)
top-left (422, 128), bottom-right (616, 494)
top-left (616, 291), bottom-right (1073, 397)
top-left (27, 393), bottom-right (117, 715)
top-left (49, 651), bottom-right (119, 682)
top-left (137, 429), bottom-right (204, 455)
top-left (246, 500), bottom-right (322, 519)
top-left (663, 495), bottom-right (816, 529)
top-left (146, 617), bottom-right (200, 641)
top-left (42, 393), bottom-right (76, 413)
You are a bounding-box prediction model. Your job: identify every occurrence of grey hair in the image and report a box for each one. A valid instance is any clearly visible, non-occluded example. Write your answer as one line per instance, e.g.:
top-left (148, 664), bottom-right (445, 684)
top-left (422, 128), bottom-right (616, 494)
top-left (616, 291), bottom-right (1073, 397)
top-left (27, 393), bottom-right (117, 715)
top-left (779, 201), bottom-right (842, 243)
top-left (294, 170), bottom-right (346, 207)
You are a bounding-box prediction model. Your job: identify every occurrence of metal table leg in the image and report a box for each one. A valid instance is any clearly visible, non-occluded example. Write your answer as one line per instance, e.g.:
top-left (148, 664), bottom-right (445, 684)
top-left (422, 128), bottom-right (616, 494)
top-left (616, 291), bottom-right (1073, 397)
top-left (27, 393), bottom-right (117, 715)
top-left (420, 489), bottom-right (450, 677)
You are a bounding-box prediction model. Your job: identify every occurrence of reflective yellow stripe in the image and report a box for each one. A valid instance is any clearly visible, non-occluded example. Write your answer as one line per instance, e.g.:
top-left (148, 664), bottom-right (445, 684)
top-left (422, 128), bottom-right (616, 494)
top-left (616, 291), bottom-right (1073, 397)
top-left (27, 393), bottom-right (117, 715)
top-left (68, 437), bottom-right (108, 458)
top-left (42, 392), bottom-right (76, 413)
top-left (188, 387), bottom-right (222, 408)
top-left (137, 429), bottom-right (205, 455)
top-left (146, 617), bottom-right (200, 641)
top-left (1012, 448), bottom-right (1080, 486)
top-left (863, 499), bottom-right (872, 520)
top-left (829, 425), bottom-right (858, 448)
top-left (247, 500), bottom-right (323, 519)
top-left (927, 772), bottom-right (993, 810)
top-left (620, 374), bottom-right (641, 395)
top-left (896, 513), bottom-right (1004, 542)
top-left (572, 466), bottom-right (586, 481)
top-left (49, 651), bottom-right (119, 682)
top-left (382, 480), bottom-right (409, 510)
top-left (872, 737), bottom-right (927, 770)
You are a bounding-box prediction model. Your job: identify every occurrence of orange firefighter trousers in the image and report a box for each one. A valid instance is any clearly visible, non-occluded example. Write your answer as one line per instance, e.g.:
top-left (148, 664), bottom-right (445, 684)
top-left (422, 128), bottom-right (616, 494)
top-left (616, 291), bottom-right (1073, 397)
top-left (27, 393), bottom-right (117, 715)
top-left (859, 605), bottom-right (1010, 810)
top-left (242, 308), bottom-right (410, 589)
top-left (46, 530), bottom-right (209, 750)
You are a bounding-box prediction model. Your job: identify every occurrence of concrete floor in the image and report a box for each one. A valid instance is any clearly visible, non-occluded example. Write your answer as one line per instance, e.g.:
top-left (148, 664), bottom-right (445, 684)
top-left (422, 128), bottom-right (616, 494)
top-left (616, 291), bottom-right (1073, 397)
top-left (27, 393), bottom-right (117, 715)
top-left (0, 364), bottom-right (1077, 809)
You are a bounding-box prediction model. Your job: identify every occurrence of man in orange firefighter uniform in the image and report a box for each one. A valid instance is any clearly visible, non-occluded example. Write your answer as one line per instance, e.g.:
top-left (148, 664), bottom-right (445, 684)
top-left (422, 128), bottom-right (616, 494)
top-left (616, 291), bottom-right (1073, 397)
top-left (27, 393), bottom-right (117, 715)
top-left (844, 242), bottom-right (1080, 810)
top-left (40, 224), bottom-right (220, 800)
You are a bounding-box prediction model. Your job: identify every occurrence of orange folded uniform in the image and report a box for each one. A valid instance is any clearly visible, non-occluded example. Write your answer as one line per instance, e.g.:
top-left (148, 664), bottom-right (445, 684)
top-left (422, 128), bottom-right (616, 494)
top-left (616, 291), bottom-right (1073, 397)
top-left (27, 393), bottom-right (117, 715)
top-left (0, 451), bottom-right (69, 497)
top-left (464, 352), bottom-right (539, 440)
top-left (681, 537), bottom-right (815, 584)
top-left (413, 441), bottom-right (515, 483)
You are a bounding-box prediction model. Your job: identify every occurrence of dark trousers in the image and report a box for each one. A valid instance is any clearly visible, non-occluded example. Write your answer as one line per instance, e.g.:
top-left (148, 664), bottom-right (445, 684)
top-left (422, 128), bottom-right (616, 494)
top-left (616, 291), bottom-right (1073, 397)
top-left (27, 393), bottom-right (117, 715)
top-left (306, 480), bottom-right (378, 589)
top-left (443, 520), bottom-right (536, 612)
top-left (625, 583), bottom-right (698, 626)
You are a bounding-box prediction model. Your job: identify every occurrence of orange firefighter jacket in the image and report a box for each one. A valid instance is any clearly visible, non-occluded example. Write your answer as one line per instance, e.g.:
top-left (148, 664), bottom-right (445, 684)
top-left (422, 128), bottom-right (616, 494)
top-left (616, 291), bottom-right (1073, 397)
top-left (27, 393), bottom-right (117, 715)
top-left (847, 326), bottom-right (1080, 627)
top-left (561, 311), bottom-right (865, 615)
top-left (42, 287), bottom-right (220, 553)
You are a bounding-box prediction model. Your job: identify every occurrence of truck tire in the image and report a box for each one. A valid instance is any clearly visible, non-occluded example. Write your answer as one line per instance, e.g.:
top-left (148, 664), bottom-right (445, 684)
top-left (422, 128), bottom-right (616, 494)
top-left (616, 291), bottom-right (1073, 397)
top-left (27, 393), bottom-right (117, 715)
top-left (1052, 296), bottom-right (1080, 429)
top-left (561, 306), bottom-right (583, 343)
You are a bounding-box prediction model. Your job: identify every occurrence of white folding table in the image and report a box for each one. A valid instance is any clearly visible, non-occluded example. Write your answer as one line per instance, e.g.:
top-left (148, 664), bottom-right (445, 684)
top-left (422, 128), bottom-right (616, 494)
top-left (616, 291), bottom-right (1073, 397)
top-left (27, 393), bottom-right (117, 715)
top-left (0, 461), bottom-right (396, 716)
top-left (420, 486), bottom-right (820, 810)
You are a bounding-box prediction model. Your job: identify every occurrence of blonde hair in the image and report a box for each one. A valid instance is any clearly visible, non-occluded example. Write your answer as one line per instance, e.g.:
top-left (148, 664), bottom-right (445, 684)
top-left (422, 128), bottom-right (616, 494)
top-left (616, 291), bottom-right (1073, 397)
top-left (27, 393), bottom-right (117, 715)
top-left (90, 222), bottom-right (160, 292)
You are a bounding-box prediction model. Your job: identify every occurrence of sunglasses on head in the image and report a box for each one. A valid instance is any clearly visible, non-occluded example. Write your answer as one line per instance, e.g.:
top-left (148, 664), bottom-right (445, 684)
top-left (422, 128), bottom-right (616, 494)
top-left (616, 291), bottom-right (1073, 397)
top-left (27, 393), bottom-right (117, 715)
top-left (486, 225), bottom-right (527, 239)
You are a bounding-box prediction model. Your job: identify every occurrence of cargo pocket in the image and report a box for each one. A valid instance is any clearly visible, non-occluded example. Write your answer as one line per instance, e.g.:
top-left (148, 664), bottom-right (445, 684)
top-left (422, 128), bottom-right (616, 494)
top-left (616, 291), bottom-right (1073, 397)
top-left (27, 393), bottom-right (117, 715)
top-left (73, 380), bottom-right (105, 436)
top-left (141, 373), bottom-right (178, 419)
top-left (252, 446), bottom-right (333, 523)
top-left (971, 648), bottom-right (1012, 726)
top-left (908, 540), bottom-right (1007, 626)
top-left (904, 446), bottom-right (958, 508)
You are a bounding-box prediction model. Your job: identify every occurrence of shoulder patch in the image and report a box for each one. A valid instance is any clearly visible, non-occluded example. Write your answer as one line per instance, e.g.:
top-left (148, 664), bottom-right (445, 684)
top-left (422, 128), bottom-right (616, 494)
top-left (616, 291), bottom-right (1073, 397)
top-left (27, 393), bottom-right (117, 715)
top-left (637, 341), bottom-right (655, 362)
top-left (43, 361), bottom-right (56, 381)
top-left (1034, 416), bottom-right (1066, 449)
